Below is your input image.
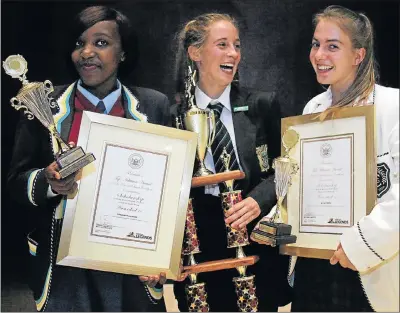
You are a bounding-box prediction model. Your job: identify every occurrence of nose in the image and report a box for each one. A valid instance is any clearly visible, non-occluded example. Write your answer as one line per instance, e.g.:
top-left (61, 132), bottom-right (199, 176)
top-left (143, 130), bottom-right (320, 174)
top-left (80, 44), bottom-right (95, 59)
top-left (314, 46), bottom-right (325, 61)
top-left (227, 44), bottom-right (239, 59)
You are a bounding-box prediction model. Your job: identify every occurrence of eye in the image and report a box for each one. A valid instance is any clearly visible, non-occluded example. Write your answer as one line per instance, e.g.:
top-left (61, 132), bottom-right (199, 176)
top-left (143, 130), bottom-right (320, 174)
top-left (328, 44), bottom-right (339, 51)
top-left (235, 43), bottom-right (241, 50)
top-left (217, 42), bottom-right (227, 48)
top-left (311, 41), bottom-right (319, 48)
top-left (96, 39), bottom-right (109, 47)
top-left (75, 40), bottom-right (84, 49)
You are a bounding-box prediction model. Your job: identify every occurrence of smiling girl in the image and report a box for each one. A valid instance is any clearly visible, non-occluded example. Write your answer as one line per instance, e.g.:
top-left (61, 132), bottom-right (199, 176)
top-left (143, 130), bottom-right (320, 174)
top-left (290, 5), bottom-right (399, 312)
top-left (7, 6), bottom-right (170, 312)
top-left (172, 13), bottom-right (292, 312)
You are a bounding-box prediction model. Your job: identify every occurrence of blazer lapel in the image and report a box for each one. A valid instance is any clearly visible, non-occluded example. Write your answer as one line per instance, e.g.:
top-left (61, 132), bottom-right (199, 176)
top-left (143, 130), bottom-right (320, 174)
top-left (121, 85), bottom-right (148, 122)
top-left (230, 85), bottom-right (257, 192)
top-left (52, 82), bottom-right (76, 153)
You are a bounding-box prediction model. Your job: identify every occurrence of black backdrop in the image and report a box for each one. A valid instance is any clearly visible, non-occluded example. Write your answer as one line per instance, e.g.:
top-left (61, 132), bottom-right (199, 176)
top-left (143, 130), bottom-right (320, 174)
top-left (1, 0), bottom-right (399, 286)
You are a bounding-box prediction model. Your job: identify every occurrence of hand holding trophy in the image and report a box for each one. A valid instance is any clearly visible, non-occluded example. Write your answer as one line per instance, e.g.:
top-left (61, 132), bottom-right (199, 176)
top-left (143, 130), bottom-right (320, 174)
top-left (251, 128), bottom-right (299, 246)
top-left (3, 55), bottom-right (95, 178)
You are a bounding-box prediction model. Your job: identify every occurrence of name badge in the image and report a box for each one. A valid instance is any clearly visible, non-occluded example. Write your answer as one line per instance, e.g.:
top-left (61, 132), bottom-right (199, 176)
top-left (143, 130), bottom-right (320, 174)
top-left (233, 106), bottom-right (248, 112)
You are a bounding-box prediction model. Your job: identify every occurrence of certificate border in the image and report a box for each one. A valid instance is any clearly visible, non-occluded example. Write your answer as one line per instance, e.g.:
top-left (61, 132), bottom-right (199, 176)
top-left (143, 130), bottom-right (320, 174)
top-left (279, 105), bottom-right (376, 259)
top-left (89, 143), bottom-right (169, 247)
top-left (56, 111), bottom-right (198, 279)
top-left (299, 134), bottom-right (354, 231)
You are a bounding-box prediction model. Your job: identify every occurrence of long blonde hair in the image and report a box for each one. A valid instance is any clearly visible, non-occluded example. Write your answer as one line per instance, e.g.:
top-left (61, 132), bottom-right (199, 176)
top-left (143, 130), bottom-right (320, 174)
top-left (313, 5), bottom-right (379, 107)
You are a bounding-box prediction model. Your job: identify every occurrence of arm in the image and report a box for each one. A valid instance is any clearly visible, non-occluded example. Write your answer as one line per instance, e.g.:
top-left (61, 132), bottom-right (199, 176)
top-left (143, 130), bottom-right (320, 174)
top-left (247, 92), bottom-right (281, 216)
top-left (225, 91), bottom-right (281, 228)
top-left (7, 115), bottom-right (77, 208)
top-left (7, 115), bottom-right (60, 208)
top-left (340, 122), bottom-right (399, 272)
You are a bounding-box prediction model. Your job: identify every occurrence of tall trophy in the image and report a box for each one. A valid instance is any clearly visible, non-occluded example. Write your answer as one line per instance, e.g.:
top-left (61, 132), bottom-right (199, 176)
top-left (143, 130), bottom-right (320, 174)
top-left (220, 148), bottom-right (259, 312)
top-left (251, 129), bottom-right (299, 246)
top-left (3, 55), bottom-right (95, 178)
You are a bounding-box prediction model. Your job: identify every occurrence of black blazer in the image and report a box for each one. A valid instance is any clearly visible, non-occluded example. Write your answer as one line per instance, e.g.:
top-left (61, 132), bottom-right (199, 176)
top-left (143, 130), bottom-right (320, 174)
top-left (172, 83), bottom-right (281, 221)
top-left (7, 82), bottom-right (170, 311)
top-left (172, 83), bottom-right (292, 308)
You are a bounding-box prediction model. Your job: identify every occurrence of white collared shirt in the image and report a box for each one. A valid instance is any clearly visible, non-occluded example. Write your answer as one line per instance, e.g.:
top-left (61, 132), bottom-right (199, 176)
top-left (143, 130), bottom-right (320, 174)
top-left (77, 79), bottom-right (122, 113)
top-left (195, 84), bottom-right (243, 196)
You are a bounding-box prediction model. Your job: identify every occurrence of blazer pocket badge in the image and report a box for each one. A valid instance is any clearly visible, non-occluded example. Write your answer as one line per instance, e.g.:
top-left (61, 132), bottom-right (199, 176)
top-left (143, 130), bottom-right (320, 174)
top-left (256, 144), bottom-right (269, 172)
top-left (233, 106), bottom-right (248, 112)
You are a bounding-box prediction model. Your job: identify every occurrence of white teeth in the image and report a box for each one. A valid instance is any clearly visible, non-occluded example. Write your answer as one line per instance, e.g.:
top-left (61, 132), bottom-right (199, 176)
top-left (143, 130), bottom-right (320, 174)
top-left (318, 65), bottom-right (333, 70)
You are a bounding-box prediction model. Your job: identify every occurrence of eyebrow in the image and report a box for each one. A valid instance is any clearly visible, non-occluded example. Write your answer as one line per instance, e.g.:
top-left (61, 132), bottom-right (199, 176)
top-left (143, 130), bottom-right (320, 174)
top-left (92, 32), bottom-right (114, 39)
top-left (312, 37), bottom-right (343, 44)
top-left (213, 37), bottom-right (241, 43)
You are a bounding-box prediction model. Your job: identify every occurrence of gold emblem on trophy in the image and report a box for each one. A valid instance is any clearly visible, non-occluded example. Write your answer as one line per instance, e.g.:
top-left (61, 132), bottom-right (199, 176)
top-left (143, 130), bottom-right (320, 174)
top-left (251, 128), bottom-right (299, 246)
top-left (3, 54), bottom-right (95, 178)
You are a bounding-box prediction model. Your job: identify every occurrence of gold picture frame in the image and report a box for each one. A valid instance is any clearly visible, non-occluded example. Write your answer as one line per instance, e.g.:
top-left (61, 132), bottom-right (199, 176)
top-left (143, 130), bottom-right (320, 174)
top-left (57, 111), bottom-right (198, 279)
top-left (279, 106), bottom-right (377, 259)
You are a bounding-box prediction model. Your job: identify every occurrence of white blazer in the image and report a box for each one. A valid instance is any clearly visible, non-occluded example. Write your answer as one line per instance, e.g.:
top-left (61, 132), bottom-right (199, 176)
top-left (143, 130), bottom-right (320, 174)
top-left (283, 84), bottom-right (399, 312)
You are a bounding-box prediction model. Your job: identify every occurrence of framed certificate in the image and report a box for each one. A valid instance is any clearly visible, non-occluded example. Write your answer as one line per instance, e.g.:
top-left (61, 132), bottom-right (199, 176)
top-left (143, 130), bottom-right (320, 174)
top-left (57, 111), bottom-right (197, 279)
top-left (279, 106), bottom-right (376, 259)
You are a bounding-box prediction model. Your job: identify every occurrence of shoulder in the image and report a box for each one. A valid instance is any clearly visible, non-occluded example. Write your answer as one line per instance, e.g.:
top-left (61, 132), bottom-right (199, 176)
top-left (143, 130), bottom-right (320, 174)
top-left (375, 84), bottom-right (399, 118)
top-left (124, 85), bottom-right (168, 104)
top-left (303, 90), bottom-right (330, 115)
top-left (375, 84), bottom-right (399, 134)
top-left (375, 84), bottom-right (399, 109)
top-left (50, 84), bottom-right (75, 99)
top-left (233, 84), bottom-right (278, 114)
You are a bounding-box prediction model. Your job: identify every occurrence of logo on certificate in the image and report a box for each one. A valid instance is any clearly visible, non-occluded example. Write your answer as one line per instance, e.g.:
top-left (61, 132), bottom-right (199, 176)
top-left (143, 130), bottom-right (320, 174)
top-left (320, 143), bottom-right (332, 158)
top-left (128, 153), bottom-right (144, 169)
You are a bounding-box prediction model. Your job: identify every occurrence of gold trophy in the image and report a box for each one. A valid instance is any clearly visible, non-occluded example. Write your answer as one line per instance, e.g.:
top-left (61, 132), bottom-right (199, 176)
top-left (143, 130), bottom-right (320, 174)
top-left (251, 129), bottom-right (299, 246)
top-left (176, 66), bottom-right (216, 177)
top-left (3, 55), bottom-right (95, 178)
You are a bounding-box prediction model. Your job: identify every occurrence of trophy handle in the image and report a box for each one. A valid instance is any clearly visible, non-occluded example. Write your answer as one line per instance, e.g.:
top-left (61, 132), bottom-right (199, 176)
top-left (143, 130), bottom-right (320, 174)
top-left (43, 80), bottom-right (59, 110)
top-left (207, 110), bottom-right (216, 147)
top-left (11, 97), bottom-right (34, 120)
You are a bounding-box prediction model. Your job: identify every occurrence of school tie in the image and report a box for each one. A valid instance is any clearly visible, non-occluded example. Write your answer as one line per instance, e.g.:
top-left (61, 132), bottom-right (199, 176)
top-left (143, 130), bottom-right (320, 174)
top-left (209, 100), bottom-right (239, 174)
top-left (96, 100), bottom-right (107, 114)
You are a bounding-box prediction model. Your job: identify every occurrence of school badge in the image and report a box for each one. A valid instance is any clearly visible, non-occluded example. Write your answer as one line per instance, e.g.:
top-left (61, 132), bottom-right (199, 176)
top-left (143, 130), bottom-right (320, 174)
top-left (377, 162), bottom-right (391, 198)
top-left (256, 144), bottom-right (269, 172)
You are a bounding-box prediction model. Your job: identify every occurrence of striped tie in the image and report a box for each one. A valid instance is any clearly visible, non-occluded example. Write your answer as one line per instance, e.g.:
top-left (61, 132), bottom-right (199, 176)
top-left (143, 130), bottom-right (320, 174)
top-left (209, 100), bottom-right (239, 174)
top-left (96, 100), bottom-right (107, 114)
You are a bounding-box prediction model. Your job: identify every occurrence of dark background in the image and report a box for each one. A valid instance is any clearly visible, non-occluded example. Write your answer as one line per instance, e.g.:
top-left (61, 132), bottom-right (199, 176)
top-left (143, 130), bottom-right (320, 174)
top-left (1, 0), bottom-right (399, 309)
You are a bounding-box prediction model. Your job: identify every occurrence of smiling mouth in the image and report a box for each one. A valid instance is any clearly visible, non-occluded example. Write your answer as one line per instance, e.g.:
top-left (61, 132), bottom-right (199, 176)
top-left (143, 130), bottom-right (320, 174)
top-left (80, 63), bottom-right (100, 71)
top-left (220, 63), bottom-right (235, 73)
top-left (317, 65), bottom-right (334, 73)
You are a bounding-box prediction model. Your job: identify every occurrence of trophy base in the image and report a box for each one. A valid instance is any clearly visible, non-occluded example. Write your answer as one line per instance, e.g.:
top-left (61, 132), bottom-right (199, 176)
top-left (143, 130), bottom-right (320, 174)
top-left (182, 255), bottom-right (259, 275)
top-left (57, 146), bottom-right (96, 179)
top-left (259, 220), bottom-right (292, 236)
top-left (191, 170), bottom-right (245, 188)
top-left (251, 229), bottom-right (297, 247)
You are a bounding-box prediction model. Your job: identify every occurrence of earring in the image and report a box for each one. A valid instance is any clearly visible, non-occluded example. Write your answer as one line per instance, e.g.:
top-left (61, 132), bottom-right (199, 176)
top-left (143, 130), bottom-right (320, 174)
top-left (121, 54), bottom-right (125, 62)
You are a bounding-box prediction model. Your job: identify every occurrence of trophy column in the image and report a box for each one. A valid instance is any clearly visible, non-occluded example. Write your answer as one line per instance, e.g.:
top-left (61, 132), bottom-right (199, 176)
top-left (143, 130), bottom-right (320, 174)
top-left (182, 199), bottom-right (210, 312)
top-left (220, 149), bottom-right (259, 312)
